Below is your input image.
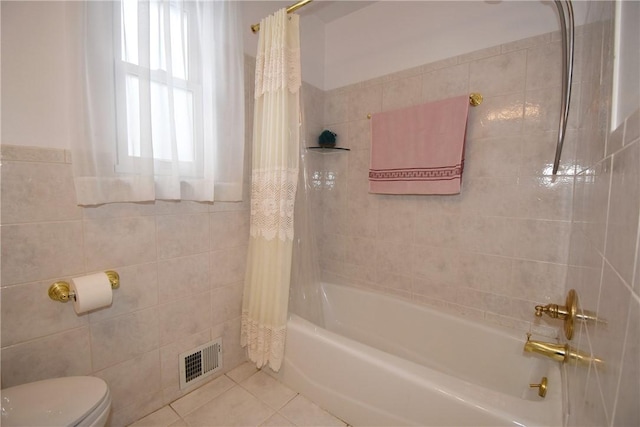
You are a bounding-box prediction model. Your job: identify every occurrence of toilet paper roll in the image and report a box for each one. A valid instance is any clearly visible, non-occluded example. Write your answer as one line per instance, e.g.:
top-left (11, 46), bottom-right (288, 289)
top-left (70, 272), bottom-right (113, 314)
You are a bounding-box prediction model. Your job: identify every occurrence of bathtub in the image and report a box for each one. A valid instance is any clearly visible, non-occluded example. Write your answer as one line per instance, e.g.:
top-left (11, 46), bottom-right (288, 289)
top-left (272, 283), bottom-right (563, 426)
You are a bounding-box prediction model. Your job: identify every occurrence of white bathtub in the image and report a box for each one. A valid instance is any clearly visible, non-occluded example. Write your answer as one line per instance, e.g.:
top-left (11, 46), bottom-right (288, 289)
top-left (273, 283), bottom-right (563, 426)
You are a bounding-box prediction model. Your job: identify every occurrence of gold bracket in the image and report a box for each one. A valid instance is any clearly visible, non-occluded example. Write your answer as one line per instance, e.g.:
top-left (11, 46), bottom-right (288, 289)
top-left (48, 270), bottom-right (120, 303)
top-left (469, 93), bottom-right (483, 106)
top-left (529, 377), bottom-right (548, 398)
top-left (105, 270), bottom-right (120, 289)
top-left (48, 281), bottom-right (73, 303)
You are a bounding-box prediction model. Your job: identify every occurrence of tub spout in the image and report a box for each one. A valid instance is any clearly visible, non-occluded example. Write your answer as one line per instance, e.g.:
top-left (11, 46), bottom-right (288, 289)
top-left (524, 336), bottom-right (568, 363)
top-left (524, 334), bottom-right (602, 366)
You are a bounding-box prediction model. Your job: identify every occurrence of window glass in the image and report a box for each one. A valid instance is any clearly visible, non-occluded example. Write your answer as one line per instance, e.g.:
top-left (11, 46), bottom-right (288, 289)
top-left (125, 74), bottom-right (141, 157)
top-left (119, 0), bottom-right (196, 164)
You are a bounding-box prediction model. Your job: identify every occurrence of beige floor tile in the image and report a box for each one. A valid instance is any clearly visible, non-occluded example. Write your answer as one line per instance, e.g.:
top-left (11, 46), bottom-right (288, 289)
top-left (260, 412), bottom-right (296, 427)
top-left (241, 371), bottom-right (298, 410)
top-left (279, 395), bottom-right (346, 427)
top-left (183, 385), bottom-right (275, 426)
top-left (129, 406), bottom-right (180, 426)
top-left (168, 418), bottom-right (188, 427)
top-left (226, 361), bottom-right (259, 383)
top-left (170, 375), bottom-right (234, 417)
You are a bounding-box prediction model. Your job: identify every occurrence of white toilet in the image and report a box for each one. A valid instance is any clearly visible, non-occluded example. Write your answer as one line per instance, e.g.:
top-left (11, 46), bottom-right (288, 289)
top-left (1, 376), bottom-right (111, 427)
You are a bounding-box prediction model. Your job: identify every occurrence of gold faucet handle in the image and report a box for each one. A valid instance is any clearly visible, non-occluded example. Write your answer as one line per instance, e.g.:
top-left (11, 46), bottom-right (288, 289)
top-left (535, 303), bottom-right (561, 318)
top-left (529, 377), bottom-right (548, 398)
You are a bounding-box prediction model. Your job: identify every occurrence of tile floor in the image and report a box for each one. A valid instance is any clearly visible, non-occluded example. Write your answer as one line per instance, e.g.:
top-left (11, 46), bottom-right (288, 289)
top-left (129, 362), bottom-right (348, 427)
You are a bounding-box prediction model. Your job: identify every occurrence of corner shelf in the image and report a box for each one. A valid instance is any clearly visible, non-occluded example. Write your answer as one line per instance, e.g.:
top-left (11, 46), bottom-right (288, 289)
top-left (306, 147), bottom-right (350, 152)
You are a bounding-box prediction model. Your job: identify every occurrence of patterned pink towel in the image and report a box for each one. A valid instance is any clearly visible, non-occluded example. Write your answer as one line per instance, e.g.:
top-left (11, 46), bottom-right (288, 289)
top-left (369, 95), bottom-right (470, 195)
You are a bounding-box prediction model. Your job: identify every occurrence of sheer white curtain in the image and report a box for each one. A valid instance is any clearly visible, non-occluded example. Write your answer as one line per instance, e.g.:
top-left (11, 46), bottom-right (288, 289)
top-left (72, 0), bottom-right (244, 205)
top-left (241, 9), bottom-right (301, 371)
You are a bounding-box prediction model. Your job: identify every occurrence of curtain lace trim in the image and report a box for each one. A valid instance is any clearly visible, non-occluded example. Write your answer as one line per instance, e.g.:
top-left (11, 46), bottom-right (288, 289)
top-left (250, 167), bottom-right (298, 241)
top-left (255, 45), bottom-right (301, 97)
top-left (241, 311), bottom-right (287, 371)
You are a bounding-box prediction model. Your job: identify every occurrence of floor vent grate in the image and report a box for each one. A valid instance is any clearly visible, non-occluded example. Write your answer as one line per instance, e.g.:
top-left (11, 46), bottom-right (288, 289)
top-left (179, 338), bottom-right (222, 390)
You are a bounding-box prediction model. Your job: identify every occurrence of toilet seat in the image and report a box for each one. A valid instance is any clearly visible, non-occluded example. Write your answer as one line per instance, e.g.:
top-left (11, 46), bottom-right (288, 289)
top-left (1, 376), bottom-right (110, 427)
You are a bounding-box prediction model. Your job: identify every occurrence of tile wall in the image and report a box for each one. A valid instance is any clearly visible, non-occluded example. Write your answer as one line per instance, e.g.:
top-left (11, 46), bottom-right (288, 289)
top-left (315, 28), bottom-right (584, 336)
top-left (565, 2), bottom-right (640, 426)
top-left (309, 4), bottom-right (639, 422)
top-left (0, 56), bottom-right (257, 427)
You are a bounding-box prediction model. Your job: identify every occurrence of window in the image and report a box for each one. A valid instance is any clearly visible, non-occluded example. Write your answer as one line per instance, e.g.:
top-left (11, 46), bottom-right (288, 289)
top-left (74, 0), bottom-right (244, 205)
top-left (115, 0), bottom-right (202, 176)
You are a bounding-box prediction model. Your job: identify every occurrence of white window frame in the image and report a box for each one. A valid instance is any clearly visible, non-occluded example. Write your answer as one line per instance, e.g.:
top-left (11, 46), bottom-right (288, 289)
top-left (113, 0), bottom-right (204, 178)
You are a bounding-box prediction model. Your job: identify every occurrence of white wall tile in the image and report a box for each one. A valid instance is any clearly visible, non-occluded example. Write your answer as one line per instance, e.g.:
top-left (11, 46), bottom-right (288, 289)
top-left (516, 176), bottom-right (574, 221)
top-left (210, 246), bottom-right (248, 289)
top-left (472, 94), bottom-right (525, 141)
top-left (324, 90), bottom-right (349, 125)
top-left (612, 299), bottom-right (640, 425)
top-left (1, 280), bottom-right (88, 346)
top-left (605, 141), bottom-right (640, 284)
top-left (83, 216), bottom-right (157, 271)
top-left (525, 40), bottom-right (562, 91)
top-left (1, 221), bottom-right (85, 286)
top-left (90, 307), bottom-right (159, 371)
top-left (572, 159), bottom-right (611, 252)
top-left (156, 213), bottom-right (210, 260)
top-left (382, 75), bottom-right (422, 111)
top-left (94, 350), bottom-right (162, 414)
top-left (470, 49), bottom-right (526, 96)
top-left (590, 262), bottom-right (631, 417)
top-left (1, 327), bottom-right (92, 387)
top-left (348, 84), bottom-right (382, 122)
top-left (513, 219), bottom-right (571, 264)
top-left (421, 63), bottom-right (470, 104)
top-left (464, 136), bottom-right (522, 178)
top-left (210, 211), bottom-right (249, 251)
top-left (157, 253), bottom-right (210, 303)
top-left (158, 294), bottom-right (212, 346)
top-left (0, 161), bottom-right (82, 224)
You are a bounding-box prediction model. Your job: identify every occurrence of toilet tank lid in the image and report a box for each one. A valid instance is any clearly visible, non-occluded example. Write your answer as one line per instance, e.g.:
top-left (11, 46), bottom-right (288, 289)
top-left (1, 376), bottom-right (109, 427)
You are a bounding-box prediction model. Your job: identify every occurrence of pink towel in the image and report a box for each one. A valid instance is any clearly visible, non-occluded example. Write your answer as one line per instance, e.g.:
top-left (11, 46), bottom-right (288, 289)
top-left (369, 95), bottom-right (470, 195)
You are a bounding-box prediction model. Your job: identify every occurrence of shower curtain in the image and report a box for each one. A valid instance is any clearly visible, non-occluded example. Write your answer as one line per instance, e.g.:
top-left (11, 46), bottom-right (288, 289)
top-left (241, 9), bottom-right (301, 371)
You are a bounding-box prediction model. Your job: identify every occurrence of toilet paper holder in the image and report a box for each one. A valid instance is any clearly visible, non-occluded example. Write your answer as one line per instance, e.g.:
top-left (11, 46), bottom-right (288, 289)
top-left (48, 270), bottom-right (120, 303)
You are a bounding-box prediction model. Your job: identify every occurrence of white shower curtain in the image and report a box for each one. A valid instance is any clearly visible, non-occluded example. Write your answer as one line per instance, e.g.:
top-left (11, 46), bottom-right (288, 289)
top-left (241, 9), bottom-right (301, 371)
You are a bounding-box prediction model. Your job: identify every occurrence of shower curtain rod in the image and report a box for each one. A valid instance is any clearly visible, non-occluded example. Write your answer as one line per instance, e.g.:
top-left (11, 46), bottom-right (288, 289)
top-left (251, 0), bottom-right (313, 33)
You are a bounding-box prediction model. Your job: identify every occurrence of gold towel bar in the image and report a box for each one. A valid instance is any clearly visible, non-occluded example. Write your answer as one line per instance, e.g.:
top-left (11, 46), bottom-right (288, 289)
top-left (367, 93), bottom-right (482, 119)
top-left (251, 0), bottom-right (313, 33)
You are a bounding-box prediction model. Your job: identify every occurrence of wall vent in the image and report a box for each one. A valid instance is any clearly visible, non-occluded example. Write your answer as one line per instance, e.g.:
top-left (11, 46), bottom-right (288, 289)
top-left (179, 338), bottom-right (222, 390)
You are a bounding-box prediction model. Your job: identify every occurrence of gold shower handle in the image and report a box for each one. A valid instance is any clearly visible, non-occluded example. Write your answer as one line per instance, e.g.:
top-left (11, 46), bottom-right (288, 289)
top-left (529, 376), bottom-right (548, 398)
top-left (534, 289), bottom-right (578, 340)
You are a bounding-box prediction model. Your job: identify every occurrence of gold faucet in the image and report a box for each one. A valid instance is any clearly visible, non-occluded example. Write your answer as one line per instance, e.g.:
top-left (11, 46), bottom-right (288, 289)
top-left (534, 289), bottom-right (578, 339)
top-left (534, 289), bottom-right (604, 340)
top-left (524, 334), bottom-right (603, 366)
